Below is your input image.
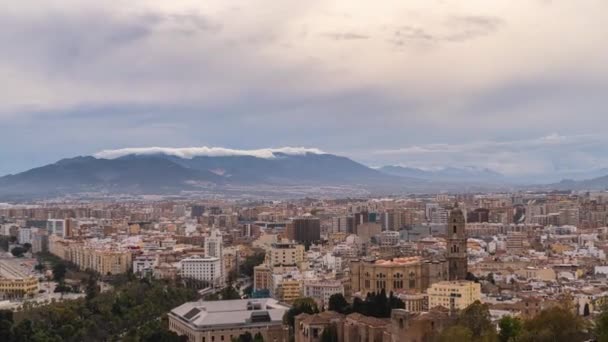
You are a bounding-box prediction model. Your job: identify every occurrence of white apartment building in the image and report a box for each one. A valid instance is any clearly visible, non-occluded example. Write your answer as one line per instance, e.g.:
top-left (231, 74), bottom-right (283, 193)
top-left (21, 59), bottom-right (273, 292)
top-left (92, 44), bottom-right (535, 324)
top-left (18, 227), bottom-right (35, 245)
top-left (303, 280), bottom-right (344, 309)
top-left (133, 255), bottom-right (159, 275)
top-left (46, 219), bottom-right (66, 238)
top-left (181, 255), bottom-right (222, 288)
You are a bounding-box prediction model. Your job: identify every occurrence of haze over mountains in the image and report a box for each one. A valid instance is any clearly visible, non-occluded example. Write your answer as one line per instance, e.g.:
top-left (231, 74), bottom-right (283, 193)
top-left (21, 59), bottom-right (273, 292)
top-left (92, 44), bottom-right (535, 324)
top-left (1, 147), bottom-right (608, 199)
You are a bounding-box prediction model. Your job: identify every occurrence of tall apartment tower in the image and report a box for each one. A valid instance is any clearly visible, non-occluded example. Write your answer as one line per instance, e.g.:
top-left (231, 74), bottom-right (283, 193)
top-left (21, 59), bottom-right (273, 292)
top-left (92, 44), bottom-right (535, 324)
top-left (447, 206), bottom-right (468, 280)
top-left (205, 229), bottom-right (224, 284)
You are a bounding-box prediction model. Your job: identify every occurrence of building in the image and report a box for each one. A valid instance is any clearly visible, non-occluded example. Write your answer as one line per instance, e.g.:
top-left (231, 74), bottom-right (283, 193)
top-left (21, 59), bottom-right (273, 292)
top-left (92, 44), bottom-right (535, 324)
top-left (46, 219), bottom-right (66, 238)
top-left (506, 231), bottom-right (525, 254)
top-left (0, 260), bottom-right (39, 299)
top-left (49, 236), bottom-right (132, 275)
top-left (205, 229), bottom-right (224, 285)
top-left (332, 216), bottom-right (354, 234)
top-left (133, 255), bottom-right (158, 275)
top-left (350, 257), bottom-right (448, 295)
top-left (427, 281), bottom-right (481, 311)
top-left (274, 277), bottom-right (302, 304)
top-left (169, 299), bottom-right (289, 342)
top-left (303, 280), bottom-right (345, 309)
top-left (254, 264), bottom-right (273, 291)
top-left (287, 217), bottom-right (321, 245)
top-left (447, 207), bottom-right (467, 281)
top-left (269, 241), bottom-right (305, 268)
top-left (18, 227), bottom-right (34, 245)
top-left (181, 255), bottom-right (222, 288)
top-left (191, 205), bottom-right (205, 218)
top-left (356, 223), bottom-right (382, 243)
top-left (295, 308), bottom-right (451, 342)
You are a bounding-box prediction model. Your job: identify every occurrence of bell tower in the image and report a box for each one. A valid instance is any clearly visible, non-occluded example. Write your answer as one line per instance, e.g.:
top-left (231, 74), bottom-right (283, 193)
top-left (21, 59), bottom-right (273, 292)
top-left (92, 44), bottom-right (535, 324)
top-left (447, 205), bottom-right (467, 280)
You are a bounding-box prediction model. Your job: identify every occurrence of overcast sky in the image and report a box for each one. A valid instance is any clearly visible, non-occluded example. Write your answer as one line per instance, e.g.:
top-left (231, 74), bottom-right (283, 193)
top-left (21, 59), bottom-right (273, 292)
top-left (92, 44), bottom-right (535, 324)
top-left (1, 0), bottom-right (607, 180)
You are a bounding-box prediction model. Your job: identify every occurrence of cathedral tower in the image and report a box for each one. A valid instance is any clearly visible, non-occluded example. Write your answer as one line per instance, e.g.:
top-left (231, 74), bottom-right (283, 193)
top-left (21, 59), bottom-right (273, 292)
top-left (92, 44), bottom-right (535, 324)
top-left (447, 205), bottom-right (467, 280)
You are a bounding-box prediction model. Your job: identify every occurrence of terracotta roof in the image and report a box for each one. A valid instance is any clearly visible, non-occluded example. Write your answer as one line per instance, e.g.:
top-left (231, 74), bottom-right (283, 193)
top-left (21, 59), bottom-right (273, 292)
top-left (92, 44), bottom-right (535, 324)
top-left (346, 313), bottom-right (390, 328)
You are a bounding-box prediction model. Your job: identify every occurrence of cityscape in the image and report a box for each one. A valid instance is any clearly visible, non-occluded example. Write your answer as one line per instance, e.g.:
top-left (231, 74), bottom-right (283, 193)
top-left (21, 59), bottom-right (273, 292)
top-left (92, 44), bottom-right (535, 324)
top-left (1, 1), bottom-right (608, 342)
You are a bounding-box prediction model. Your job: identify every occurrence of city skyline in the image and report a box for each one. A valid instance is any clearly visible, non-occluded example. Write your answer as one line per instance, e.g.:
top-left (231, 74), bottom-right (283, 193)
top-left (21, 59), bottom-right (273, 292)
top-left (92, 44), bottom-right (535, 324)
top-left (1, 1), bottom-right (607, 179)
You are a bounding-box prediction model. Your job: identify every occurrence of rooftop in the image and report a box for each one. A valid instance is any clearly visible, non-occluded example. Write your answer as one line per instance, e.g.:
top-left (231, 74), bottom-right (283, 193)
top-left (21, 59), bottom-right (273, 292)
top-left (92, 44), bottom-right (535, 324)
top-left (170, 298), bottom-right (288, 329)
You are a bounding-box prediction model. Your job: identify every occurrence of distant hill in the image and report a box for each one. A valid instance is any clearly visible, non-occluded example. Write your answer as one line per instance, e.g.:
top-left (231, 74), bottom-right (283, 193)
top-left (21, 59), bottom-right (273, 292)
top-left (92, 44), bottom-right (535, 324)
top-left (379, 165), bottom-right (504, 183)
top-left (0, 152), bottom-right (420, 199)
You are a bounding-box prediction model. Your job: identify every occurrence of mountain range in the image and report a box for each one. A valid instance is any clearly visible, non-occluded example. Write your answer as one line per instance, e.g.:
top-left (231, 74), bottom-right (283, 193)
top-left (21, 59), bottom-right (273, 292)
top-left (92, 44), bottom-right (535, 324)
top-left (0, 152), bottom-right (415, 199)
top-left (1, 150), bottom-right (608, 199)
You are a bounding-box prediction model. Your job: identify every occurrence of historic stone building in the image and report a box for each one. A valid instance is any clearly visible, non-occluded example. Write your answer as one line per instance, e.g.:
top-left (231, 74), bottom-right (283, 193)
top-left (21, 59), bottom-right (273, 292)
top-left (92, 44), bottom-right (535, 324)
top-left (350, 256), bottom-right (448, 295)
top-left (295, 308), bottom-right (453, 342)
top-left (447, 206), bottom-right (468, 280)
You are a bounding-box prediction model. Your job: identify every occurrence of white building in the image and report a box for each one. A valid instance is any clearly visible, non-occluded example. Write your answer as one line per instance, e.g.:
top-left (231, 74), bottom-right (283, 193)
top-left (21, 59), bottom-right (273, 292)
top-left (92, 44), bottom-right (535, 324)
top-left (205, 229), bottom-right (224, 285)
top-left (303, 280), bottom-right (344, 309)
top-left (181, 255), bottom-right (222, 288)
top-left (18, 228), bottom-right (35, 245)
top-left (46, 219), bottom-right (66, 238)
top-left (133, 255), bottom-right (158, 275)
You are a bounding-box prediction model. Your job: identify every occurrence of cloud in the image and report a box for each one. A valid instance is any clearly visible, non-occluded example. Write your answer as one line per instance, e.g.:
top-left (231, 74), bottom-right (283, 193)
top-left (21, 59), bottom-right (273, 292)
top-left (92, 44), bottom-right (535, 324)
top-left (94, 146), bottom-right (326, 159)
top-left (390, 15), bottom-right (503, 46)
top-left (323, 32), bottom-right (370, 40)
top-left (373, 134), bottom-right (608, 179)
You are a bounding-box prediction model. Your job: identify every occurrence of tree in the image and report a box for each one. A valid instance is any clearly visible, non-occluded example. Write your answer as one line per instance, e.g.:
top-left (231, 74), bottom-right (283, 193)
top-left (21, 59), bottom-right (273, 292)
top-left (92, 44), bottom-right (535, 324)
top-left (85, 274), bottom-right (100, 301)
top-left (11, 246), bottom-right (27, 257)
top-left (240, 250), bottom-right (266, 277)
top-left (499, 316), bottom-right (523, 342)
top-left (595, 304), bottom-right (608, 341)
top-left (52, 263), bottom-right (67, 282)
top-left (23, 242), bottom-right (32, 251)
top-left (253, 332), bottom-right (264, 342)
top-left (0, 310), bottom-right (14, 342)
top-left (456, 301), bottom-right (497, 342)
top-left (283, 298), bottom-right (319, 330)
top-left (521, 305), bottom-right (589, 342)
top-left (328, 293), bottom-right (349, 314)
top-left (439, 325), bottom-right (473, 342)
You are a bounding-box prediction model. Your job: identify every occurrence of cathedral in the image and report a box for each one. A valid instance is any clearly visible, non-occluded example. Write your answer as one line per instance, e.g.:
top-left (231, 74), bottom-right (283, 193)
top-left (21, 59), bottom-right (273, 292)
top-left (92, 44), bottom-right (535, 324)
top-left (447, 205), bottom-right (468, 280)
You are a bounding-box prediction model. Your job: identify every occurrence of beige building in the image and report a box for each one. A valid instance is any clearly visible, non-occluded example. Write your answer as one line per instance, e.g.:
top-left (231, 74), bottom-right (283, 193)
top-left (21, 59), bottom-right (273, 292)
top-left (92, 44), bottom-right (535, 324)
top-left (49, 235), bottom-right (132, 275)
top-left (427, 281), bottom-right (481, 311)
top-left (169, 298), bottom-right (289, 342)
top-left (269, 241), bottom-right (305, 268)
top-left (254, 264), bottom-right (272, 291)
top-left (515, 267), bottom-right (556, 282)
top-left (0, 260), bottom-right (39, 299)
top-left (350, 257), bottom-right (448, 295)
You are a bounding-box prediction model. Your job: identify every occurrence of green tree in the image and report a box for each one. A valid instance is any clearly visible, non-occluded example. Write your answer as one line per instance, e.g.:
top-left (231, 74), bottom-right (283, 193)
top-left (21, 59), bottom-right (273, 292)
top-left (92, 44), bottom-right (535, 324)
top-left (0, 310), bottom-right (14, 342)
top-left (52, 262), bottom-right (67, 282)
top-left (595, 304), bottom-right (608, 341)
top-left (240, 250), bottom-right (266, 277)
top-left (253, 332), bottom-right (264, 342)
top-left (498, 316), bottom-right (523, 342)
top-left (283, 298), bottom-right (319, 330)
top-left (457, 301), bottom-right (496, 340)
top-left (85, 273), bottom-right (100, 301)
top-left (521, 305), bottom-right (589, 342)
top-left (328, 293), bottom-right (349, 314)
top-left (439, 325), bottom-right (473, 342)
top-left (11, 246), bottom-right (27, 257)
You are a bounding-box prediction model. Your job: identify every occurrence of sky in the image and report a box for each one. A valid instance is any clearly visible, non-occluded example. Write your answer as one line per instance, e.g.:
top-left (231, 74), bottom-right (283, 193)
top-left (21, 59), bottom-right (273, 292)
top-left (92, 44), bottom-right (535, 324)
top-left (1, 0), bottom-right (607, 181)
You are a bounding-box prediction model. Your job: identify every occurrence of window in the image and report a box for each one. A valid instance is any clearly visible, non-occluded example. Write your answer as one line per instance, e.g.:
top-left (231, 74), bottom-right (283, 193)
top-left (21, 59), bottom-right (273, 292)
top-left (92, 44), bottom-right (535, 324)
top-left (453, 226), bottom-right (457, 234)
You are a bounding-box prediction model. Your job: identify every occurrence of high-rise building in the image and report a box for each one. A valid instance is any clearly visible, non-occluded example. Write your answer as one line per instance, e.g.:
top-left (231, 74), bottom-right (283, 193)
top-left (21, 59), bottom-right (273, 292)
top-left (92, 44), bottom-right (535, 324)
top-left (191, 205), bottom-right (205, 218)
top-left (447, 206), bottom-right (467, 281)
top-left (205, 229), bottom-right (224, 285)
top-left (286, 217), bottom-right (320, 245)
top-left (46, 219), bottom-right (66, 238)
